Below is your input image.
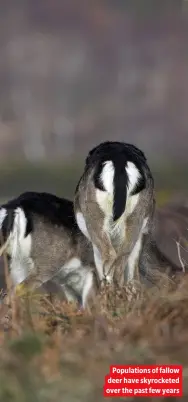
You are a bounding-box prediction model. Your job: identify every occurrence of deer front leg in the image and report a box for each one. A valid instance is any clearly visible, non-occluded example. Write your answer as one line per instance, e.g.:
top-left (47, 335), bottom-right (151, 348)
top-left (92, 234), bottom-right (117, 285)
top-left (112, 235), bottom-right (142, 287)
top-left (112, 253), bottom-right (129, 287)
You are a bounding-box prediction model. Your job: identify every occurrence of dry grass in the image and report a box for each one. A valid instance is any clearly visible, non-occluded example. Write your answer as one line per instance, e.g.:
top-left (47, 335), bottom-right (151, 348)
top-left (0, 270), bottom-right (188, 401)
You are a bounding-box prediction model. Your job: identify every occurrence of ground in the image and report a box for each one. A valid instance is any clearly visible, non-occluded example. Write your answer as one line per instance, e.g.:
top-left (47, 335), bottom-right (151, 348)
top-left (0, 270), bottom-right (188, 402)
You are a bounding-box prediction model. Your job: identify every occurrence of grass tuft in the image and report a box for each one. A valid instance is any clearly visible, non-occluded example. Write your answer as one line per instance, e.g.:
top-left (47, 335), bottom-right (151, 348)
top-left (0, 273), bottom-right (188, 401)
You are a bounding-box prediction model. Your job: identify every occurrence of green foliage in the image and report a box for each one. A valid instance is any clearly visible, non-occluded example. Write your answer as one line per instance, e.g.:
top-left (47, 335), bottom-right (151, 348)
top-left (0, 160), bottom-right (188, 202)
top-left (0, 160), bottom-right (84, 200)
top-left (8, 332), bottom-right (44, 361)
top-left (156, 189), bottom-right (173, 206)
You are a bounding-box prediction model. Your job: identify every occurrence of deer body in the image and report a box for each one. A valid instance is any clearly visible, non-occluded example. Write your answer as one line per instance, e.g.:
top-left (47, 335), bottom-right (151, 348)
top-left (74, 141), bottom-right (155, 286)
top-left (0, 192), bottom-right (97, 308)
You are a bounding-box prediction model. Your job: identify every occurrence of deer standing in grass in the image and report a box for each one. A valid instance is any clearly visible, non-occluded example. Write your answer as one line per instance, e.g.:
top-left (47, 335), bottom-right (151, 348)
top-left (0, 192), bottom-right (98, 309)
top-left (74, 141), bottom-right (155, 287)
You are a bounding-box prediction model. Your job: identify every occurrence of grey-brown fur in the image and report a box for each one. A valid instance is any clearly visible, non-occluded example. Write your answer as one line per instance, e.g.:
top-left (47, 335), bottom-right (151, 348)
top-left (0, 192), bottom-right (99, 309)
top-left (74, 141), bottom-right (155, 287)
top-left (24, 214), bottom-right (97, 303)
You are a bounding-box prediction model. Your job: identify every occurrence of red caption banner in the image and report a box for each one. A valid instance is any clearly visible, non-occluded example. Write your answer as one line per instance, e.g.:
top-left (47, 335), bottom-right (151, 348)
top-left (103, 365), bottom-right (182, 397)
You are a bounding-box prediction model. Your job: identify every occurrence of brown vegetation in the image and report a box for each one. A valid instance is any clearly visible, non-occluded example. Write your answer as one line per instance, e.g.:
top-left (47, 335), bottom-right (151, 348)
top-left (0, 259), bottom-right (188, 400)
top-left (0, 198), bottom-right (187, 401)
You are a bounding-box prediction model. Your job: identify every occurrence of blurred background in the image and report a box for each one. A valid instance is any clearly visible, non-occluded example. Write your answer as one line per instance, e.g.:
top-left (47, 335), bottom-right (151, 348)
top-left (0, 0), bottom-right (188, 203)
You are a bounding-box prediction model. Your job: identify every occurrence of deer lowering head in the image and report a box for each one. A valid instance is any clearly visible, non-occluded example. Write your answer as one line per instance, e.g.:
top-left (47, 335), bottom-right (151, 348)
top-left (74, 141), bottom-right (155, 287)
top-left (0, 191), bottom-right (98, 309)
